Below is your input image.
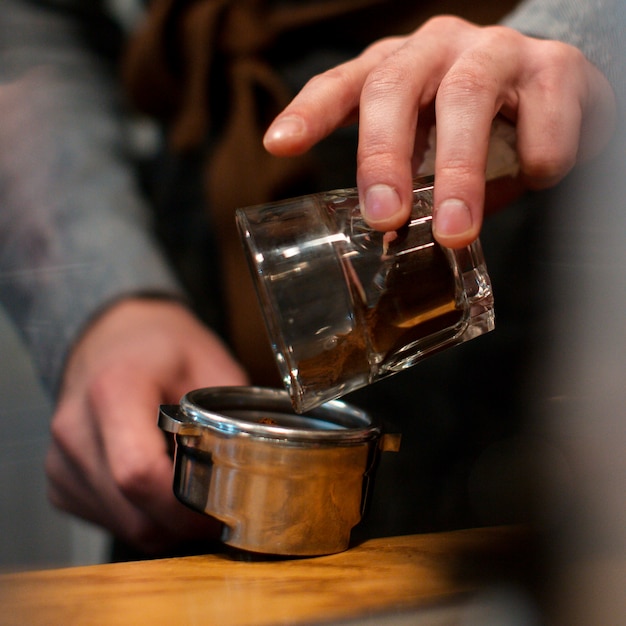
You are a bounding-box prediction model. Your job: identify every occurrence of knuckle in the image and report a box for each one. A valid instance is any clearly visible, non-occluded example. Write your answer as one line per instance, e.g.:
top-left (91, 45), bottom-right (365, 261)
top-left (521, 132), bottom-right (577, 184)
top-left (357, 148), bottom-right (403, 180)
top-left (421, 14), bottom-right (467, 35)
top-left (48, 405), bottom-right (77, 453)
top-left (522, 150), bottom-right (575, 184)
top-left (86, 362), bottom-right (136, 413)
top-left (362, 63), bottom-right (410, 99)
top-left (480, 24), bottom-right (522, 48)
top-left (520, 124), bottom-right (577, 183)
top-left (522, 40), bottom-right (587, 96)
top-left (438, 62), bottom-right (495, 103)
top-left (362, 35), bottom-right (404, 58)
top-left (536, 38), bottom-right (585, 70)
top-left (437, 161), bottom-right (480, 180)
top-left (48, 409), bottom-right (68, 445)
top-left (435, 163), bottom-right (485, 200)
top-left (110, 451), bottom-right (154, 500)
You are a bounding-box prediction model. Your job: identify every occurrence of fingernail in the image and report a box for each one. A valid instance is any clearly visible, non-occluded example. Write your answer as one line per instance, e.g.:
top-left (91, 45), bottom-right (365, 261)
top-left (264, 115), bottom-right (305, 145)
top-left (434, 199), bottom-right (473, 237)
top-left (363, 184), bottom-right (402, 224)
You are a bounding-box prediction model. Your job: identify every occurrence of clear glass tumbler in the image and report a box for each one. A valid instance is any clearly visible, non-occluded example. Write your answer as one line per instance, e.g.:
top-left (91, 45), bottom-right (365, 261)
top-left (236, 176), bottom-right (495, 413)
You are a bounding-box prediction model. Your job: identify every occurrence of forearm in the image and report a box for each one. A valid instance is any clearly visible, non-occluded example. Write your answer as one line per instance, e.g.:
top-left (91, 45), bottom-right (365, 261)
top-left (0, 0), bottom-right (183, 396)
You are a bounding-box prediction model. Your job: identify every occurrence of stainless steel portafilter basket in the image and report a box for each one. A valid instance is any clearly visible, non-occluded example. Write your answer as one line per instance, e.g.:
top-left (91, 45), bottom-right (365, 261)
top-left (159, 386), bottom-right (400, 556)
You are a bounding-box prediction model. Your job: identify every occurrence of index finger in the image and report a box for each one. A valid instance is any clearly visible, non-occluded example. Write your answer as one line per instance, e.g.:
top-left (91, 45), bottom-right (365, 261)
top-left (263, 37), bottom-right (403, 156)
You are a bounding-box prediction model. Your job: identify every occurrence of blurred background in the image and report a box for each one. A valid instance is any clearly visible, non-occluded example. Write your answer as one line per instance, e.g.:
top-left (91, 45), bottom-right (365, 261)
top-left (0, 308), bottom-right (106, 571)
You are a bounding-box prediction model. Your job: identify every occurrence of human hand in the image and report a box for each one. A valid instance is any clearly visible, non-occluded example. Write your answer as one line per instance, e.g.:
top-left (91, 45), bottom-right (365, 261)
top-left (264, 16), bottom-right (616, 248)
top-left (45, 298), bottom-right (249, 555)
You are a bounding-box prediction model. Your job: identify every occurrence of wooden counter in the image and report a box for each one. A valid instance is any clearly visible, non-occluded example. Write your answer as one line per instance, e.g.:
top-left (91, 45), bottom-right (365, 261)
top-left (0, 526), bottom-right (531, 626)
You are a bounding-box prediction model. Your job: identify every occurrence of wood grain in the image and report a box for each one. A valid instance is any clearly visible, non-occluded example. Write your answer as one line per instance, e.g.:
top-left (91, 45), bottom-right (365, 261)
top-left (0, 526), bottom-right (528, 626)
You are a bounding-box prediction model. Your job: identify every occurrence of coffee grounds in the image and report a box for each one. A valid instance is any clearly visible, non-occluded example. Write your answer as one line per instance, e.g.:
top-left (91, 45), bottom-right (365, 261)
top-left (296, 240), bottom-right (463, 392)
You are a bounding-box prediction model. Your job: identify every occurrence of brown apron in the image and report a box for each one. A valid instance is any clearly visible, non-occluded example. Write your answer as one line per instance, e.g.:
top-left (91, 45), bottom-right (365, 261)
top-left (122, 0), bottom-right (518, 385)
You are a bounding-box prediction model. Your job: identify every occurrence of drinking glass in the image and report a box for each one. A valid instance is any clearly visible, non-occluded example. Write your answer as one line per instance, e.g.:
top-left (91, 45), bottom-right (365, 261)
top-left (236, 175), bottom-right (495, 413)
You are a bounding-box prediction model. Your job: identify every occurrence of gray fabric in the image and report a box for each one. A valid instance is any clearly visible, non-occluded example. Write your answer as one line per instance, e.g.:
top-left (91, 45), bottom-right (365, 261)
top-left (503, 0), bottom-right (626, 108)
top-left (0, 0), bottom-right (184, 395)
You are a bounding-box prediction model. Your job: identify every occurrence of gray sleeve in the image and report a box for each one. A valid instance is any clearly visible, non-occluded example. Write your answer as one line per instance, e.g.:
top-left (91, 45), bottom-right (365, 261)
top-left (501, 0), bottom-right (626, 107)
top-left (0, 0), bottom-right (185, 396)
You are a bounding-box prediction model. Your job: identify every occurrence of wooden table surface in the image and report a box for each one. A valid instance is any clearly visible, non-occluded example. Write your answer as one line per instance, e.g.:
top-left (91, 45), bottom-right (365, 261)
top-left (0, 526), bottom-right (530, 626)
